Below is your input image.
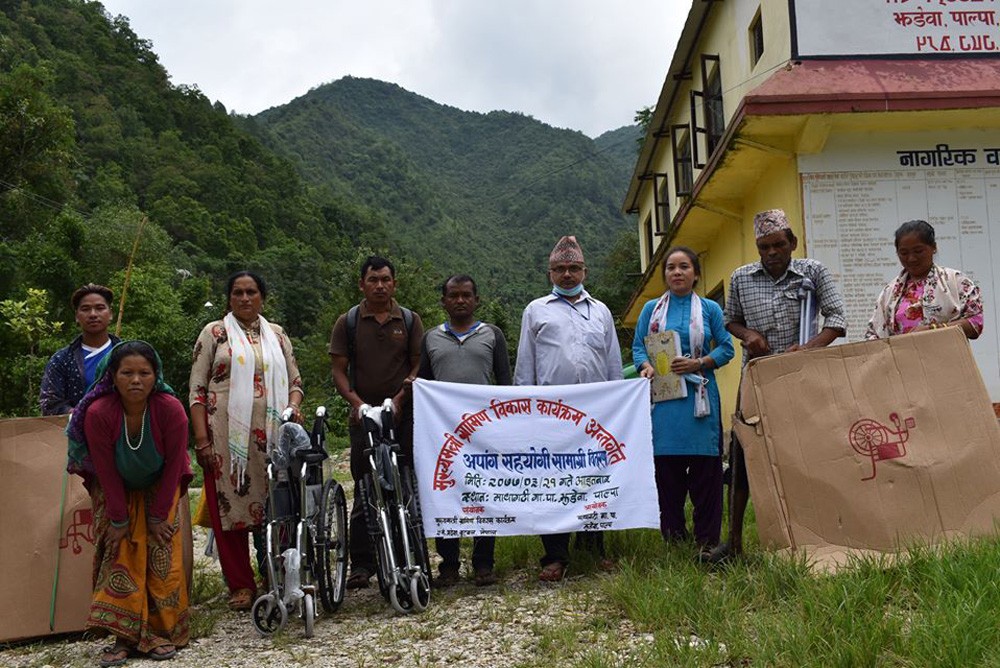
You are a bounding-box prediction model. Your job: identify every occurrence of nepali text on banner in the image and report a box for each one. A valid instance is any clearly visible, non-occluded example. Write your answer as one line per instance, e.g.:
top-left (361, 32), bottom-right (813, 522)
top-left (413, 378), bottom-right (657, 538)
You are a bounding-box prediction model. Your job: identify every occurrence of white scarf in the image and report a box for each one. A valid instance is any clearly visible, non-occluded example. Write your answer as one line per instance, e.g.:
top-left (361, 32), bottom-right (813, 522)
top-left (648, 291), bottom-right (710, 417)
top-left (224, 312), bottom-right (289, 484)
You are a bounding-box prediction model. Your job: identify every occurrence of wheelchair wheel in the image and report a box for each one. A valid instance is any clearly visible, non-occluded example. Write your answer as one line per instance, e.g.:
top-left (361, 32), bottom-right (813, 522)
top-left (251, 593), bottom-right (287, 636)
top-left (262, 522), bottom-right (284, 606)
top-left (360, 473), bottom-right (392, 600)
top-left (302, 593), bottom-right (315, 638)
top-left (387, 514), bottom-right (416, 614)
top-left (402, 466), bottom-right (431, 612)
top-left (315, 479), bottom-right (348, 613)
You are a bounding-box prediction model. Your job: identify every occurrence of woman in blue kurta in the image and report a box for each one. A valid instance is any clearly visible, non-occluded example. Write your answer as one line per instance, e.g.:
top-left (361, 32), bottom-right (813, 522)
top-left (632, 246), bottom-right (734, 556)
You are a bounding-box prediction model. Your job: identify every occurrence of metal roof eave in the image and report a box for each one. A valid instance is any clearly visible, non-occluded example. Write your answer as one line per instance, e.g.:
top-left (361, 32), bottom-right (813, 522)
top-left (622, 0), bottom-right (718, 215)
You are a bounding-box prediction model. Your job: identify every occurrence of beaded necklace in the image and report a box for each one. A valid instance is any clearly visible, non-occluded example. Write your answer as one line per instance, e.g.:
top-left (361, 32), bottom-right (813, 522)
top-left (124, 405), bottom-right (147, 451)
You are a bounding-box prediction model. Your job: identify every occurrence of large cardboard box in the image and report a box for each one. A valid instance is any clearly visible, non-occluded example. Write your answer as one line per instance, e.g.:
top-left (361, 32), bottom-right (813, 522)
top-left (734, 327), bottom-right (1000, 570)
top-left (0, 416), bottom-right (93, 642)
top-left (0, 416), bottom-right (194, 642)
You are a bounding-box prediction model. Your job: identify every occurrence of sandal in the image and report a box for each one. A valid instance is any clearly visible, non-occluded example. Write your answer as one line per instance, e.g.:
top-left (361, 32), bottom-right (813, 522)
top-left (99, 642), bottom-right (130, 667)
top-left (538, 562), bottom-right (566, 582)
top-left (148, 645), bottom-right (177, 661)
top-left (227, 587), bottom-right (254, 611)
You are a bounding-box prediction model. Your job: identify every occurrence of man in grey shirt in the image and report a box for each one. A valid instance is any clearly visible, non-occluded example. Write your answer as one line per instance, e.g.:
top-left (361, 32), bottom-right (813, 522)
top-left (418, 274), bottom-right (512, 586)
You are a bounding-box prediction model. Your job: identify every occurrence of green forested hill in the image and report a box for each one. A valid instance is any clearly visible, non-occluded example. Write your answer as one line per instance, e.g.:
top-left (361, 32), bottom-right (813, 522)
top-left (249, 77), bottom-right (640, 312)
top-left (0, 0), bottom-right (365, 414)
top-left (0, 1), bottom-right (640, 418)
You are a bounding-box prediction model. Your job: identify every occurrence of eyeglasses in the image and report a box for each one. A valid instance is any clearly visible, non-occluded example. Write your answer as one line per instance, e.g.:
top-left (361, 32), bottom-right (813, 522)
top-left (549, 264), bottom-right (585, 275)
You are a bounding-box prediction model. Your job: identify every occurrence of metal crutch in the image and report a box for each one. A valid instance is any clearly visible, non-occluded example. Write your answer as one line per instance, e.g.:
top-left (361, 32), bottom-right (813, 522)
top-left (797, 277), bottom-right (817, 346)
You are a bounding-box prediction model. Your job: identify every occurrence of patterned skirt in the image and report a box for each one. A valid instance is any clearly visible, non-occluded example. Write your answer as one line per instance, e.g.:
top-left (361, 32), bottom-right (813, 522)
top-left (89, 484), bottom-right (189, 652)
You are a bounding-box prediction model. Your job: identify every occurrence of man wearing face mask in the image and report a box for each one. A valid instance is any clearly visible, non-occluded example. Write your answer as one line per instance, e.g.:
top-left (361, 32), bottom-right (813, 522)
top-left (514, 235), bottom-right (624, 582)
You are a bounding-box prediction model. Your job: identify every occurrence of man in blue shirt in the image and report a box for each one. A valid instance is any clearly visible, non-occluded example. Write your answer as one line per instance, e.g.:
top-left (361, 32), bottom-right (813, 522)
top-left (40, 284), bottom-right (119, 415)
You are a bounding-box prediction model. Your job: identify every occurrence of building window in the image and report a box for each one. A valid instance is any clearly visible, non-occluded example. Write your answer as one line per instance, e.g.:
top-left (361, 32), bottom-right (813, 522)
top-left (654, 174), bottom-right (671, 233)
top-left (672, 125), bottom-right (693, 197)
top-left (690, 55), bottom-right (723, 168)
top-left (702, 57), bottom-right (724, 154)
top-left (643, 214), bottom-right (655, 266)
top-left (749, 9), bottom-right (764, 67)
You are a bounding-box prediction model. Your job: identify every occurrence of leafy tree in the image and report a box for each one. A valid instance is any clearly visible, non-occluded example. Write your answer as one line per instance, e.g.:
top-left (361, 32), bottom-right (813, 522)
top-left (0, 2), bottom-right (647, 417)
top-left (589, 227), bottom-right (640, 364)
top-left (0, 287), bottom-right (63, 355)
top-left (0, 287), bottom-right (64, 415)
top-left (633, 105), bottom-right (655, 150)
top-left (106, 266), bottom-right (202, 400)
top-left (0, 62), bottom-right (76, 239)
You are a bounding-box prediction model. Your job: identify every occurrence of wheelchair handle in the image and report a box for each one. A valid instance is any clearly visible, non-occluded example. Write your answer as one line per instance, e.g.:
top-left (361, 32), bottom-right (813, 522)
top-left (311, 405), bottom-right (328, 447)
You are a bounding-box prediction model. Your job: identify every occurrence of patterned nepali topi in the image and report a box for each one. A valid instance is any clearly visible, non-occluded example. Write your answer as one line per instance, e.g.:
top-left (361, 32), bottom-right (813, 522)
top-left (753, 209), bottom-right (791, 239)
top-left (549, 235), bottom-right (585, 266)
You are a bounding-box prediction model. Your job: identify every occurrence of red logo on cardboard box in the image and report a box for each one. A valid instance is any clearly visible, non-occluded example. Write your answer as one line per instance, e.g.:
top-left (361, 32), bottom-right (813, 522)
top-left (848, 412), bottom-right (915, 481)
top-left (59, 508), bottom-right (95, 554)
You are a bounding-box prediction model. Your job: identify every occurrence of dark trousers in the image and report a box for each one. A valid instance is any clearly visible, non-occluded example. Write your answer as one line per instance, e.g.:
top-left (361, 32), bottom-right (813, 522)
top-left (348, 410), bottom-right (413, 574)
top-left (539, 531), bottom-right (605, 567)
top-left (654, 454), bottom-right (723, 548)
top-left (726, 433), bottom-right (751, 551)
top-left (726, 383), bottom-right (751, 552)
top-left (435, 536), bottom-right (496, 573)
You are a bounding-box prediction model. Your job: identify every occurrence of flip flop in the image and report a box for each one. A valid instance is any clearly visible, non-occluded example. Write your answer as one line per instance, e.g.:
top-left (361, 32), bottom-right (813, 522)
top-left (227, 587), bottom-right (254, 611)
top-left (538, 562), bottom-right (566, 582)
top-left (99, 644), bottom-right (129, 667)
top-left (148, 645), bottom-right (177, 661)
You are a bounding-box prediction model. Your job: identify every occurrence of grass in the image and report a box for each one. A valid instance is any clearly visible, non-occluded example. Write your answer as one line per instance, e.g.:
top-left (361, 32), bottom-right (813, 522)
top-left (8, 448), bottom-right (1000, 667)
top-left (506, 527), bottom-right (1000, 668)
top-left (8, 520), bottom-right (1000, 667)
top-left (188, 550), bottom-right (227, 639)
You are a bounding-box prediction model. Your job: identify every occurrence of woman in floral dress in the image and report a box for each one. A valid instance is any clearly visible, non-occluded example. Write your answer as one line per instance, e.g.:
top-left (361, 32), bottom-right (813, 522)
top-left (189, 271), bottom-right (303, 610)
top-left (865, 220), bottom-right (983, 340)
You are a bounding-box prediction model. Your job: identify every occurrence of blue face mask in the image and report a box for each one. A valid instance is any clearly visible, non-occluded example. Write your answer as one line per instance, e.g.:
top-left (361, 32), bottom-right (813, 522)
top-left (552, 283), bottom-right (584, 297)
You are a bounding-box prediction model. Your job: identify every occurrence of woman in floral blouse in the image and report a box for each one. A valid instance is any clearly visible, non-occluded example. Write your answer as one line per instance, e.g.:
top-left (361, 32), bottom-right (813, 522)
top-left (189, 271), bottom-right (303, 611)
top-left (865, 220), bottom-right (983, 340)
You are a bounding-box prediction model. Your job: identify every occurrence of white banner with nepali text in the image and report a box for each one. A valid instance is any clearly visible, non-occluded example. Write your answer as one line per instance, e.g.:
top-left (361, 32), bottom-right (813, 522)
top-left (413, 378), bottom-right (657, 539)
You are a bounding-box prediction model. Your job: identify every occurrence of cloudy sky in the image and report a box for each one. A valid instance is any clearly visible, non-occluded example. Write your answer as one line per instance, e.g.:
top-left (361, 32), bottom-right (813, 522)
top-left (98, 0), bottom-right (687, 138)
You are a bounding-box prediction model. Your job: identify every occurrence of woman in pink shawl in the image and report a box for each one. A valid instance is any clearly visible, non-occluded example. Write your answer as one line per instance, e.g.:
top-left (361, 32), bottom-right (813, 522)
top-left (865, 220), bottom-right (983, 340)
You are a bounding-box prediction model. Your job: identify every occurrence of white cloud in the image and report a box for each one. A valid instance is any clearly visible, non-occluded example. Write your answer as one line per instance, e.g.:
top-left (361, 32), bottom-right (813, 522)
top-left (100, 0), bottom-right (684, 136)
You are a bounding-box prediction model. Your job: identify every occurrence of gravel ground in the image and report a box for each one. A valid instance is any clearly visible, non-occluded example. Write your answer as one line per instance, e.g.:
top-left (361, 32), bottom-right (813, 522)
top-left (2, 449), bottom-right (649, 668)
top-left (2, 542), bottom-right (633, 668)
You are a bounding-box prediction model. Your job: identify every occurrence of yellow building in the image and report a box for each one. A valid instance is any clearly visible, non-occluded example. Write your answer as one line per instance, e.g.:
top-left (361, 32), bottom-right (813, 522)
top-left (624, 0), bottom-right (1000, 413)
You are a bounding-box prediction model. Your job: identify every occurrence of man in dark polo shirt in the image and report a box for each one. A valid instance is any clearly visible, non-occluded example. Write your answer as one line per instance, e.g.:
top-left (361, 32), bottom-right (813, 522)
top-left (329, 255), bottom-right (423, 589)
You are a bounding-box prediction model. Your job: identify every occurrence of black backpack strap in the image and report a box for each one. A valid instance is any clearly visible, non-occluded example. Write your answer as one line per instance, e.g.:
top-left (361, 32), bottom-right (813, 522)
top-left (400, 306), bottom-right (413, 335)
top-left (346, 305), bottom-right (359, 390)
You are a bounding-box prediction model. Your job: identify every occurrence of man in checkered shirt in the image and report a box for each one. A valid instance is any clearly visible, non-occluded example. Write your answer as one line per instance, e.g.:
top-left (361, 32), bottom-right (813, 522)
top-left (705, 208), bottom-right (846, 565)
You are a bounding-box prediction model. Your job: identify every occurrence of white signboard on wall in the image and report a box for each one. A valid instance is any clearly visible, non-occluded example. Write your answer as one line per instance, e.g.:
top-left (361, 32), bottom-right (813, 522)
top-left (799, 131), bottom-right (1000, 399)
top-left (791, 0), bottom-right (1000, 57)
